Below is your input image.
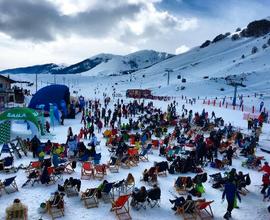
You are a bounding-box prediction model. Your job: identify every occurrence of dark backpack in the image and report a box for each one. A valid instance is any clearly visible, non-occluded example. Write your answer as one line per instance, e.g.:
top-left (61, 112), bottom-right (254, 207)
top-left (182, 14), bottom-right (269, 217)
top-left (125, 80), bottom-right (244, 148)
top-left (168, 165), bottom-right (175, 174)
top-left (72, 161), bottom-right (77, 169)
top-left (201, 173), bottom-right (207, 183)
top-left (245, 174), bottom-right (251, 185)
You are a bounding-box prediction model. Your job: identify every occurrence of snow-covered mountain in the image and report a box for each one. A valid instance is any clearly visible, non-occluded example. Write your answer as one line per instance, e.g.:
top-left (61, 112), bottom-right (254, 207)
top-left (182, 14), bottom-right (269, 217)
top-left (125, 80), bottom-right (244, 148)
top-left (3, 19), bottom-right (270, 101)
top-left (0, 50), bottom-right (174, 76)
top-left (125, 19), bottom-right (270, 98)
top-left (0, 63), bottom-right (62, 74)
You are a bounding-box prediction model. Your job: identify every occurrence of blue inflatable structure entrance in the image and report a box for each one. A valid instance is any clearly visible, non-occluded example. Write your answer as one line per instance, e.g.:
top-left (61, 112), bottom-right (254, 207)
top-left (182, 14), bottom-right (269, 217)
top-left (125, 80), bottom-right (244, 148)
top-left (28, 85), bottom-right (70, 114)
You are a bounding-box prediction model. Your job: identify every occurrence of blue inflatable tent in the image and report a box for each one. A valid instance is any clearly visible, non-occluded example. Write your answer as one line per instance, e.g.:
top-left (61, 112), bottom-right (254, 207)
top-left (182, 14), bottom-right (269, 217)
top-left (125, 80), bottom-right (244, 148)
top-left (28, 85), bottom-right (70, 112)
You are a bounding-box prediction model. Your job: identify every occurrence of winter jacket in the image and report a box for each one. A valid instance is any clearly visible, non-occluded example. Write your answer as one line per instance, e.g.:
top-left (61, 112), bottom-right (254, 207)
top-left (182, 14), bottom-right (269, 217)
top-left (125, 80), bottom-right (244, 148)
top-left (6, 202), bottom-right (28, 220)
top-left (90, 136), bottom-right (98, 146)
top-left (52, 153), bottom-right (60, 167)
top-left (259, 165), bottom-right (270, 175)
top-left (68, 139), bottom-right (77, 152)
top-left (262, 173), bottom-right (270, 185)
top-left (222, 182), bottom-right (241, 203)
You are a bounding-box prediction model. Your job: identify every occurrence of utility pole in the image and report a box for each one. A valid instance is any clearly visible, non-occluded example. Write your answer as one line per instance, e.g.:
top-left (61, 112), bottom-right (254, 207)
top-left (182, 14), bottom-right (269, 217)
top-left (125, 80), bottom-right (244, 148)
top-left (165, 69), bottom-right (173, 86)
top-left (35, 72), bottom-right (37, 93)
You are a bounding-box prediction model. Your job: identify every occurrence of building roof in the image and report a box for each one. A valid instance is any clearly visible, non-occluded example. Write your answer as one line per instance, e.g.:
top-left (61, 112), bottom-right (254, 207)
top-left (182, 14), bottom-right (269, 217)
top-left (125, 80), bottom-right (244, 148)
top-left (0, 74), bottom-right (16, 83)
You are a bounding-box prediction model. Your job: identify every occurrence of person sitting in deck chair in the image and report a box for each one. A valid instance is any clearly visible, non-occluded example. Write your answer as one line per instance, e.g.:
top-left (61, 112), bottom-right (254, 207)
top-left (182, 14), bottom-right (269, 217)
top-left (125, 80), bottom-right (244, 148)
top-left (131, 186), bottom-right (148, 209)
top-left (147, 184), bottom-right (161, 207)
top-left (48, 192), bottom-right (65, 209)
top-left (96, 180), bottom-right (109, 199)
top-left (22, 170), bottom-right (40, 187)
top-left (6, 198), bottom-right (28, 220)
top-left (170, 195), bottom-right (185, 211)
top-left (170, 195), bottom-right (195, 213)
top-left (180, 195), bottom-right (195, 213)
top-left (143, 167), bottom-right (157, 183)
top-left (58, 177), bottom-right (81, 192)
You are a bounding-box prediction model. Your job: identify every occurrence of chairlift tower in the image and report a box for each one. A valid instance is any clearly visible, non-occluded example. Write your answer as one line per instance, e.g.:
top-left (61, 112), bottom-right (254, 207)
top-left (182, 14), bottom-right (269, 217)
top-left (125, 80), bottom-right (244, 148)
top-left (226, 76), bottom-right (245, 106)
top-left (165, 69), bottom-right (173, 86)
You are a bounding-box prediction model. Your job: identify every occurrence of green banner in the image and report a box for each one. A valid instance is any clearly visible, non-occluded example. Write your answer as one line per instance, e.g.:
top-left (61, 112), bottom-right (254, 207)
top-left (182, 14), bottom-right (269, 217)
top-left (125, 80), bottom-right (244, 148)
top-left (0, 107), bottom-right (40, 131)
top-left (0, 120), bottom-right (11, 144)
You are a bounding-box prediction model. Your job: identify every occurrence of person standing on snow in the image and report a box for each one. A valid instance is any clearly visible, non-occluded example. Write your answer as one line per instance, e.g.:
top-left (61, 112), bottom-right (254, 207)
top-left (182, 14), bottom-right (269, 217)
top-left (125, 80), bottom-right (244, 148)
top-left (259, 101), bottom-right (264, 112)
top-left (222, 178), bottom-right (241, 219)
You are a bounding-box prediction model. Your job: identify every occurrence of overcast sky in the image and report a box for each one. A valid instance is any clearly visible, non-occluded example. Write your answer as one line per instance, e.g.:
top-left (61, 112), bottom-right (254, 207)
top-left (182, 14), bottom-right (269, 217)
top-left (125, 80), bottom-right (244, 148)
top-left (0, 0), bottom-right (269, 69)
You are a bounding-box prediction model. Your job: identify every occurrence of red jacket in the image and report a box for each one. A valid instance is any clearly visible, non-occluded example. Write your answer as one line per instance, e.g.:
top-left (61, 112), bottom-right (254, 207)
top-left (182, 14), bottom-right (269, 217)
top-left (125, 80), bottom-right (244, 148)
top-left (262, 173), bottom-right (270, 185)
top-left (259, 165), bottom-right (270, 175)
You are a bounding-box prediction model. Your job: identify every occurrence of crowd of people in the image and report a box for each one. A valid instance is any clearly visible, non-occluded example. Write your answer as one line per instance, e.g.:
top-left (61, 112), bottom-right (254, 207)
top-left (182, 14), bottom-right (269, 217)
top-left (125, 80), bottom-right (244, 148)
top-left (2, 93), bottom-right (270, 220)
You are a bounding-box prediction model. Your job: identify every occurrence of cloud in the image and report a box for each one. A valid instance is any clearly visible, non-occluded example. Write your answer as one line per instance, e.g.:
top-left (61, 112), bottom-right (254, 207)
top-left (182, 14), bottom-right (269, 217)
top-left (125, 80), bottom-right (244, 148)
top-left (1, 0), bottom-right (270, 69)
top-left (0, 0), bottom-right (142, 41)
top-left (118, 1), bottom-right (198, 44)
top-left (175, 45), bottom-right (190, 54)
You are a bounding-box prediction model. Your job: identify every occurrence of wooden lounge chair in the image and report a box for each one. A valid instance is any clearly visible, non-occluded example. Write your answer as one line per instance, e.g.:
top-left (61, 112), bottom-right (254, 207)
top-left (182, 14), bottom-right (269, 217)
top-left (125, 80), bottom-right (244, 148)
top-left (196, 200), bottom-right (214, 219)
top-left (81, 188), bottom-right (99, 208)
top-left (111, 194), bottom-right (132, 220)
top-left (81, 162), bottom-right (94, 180)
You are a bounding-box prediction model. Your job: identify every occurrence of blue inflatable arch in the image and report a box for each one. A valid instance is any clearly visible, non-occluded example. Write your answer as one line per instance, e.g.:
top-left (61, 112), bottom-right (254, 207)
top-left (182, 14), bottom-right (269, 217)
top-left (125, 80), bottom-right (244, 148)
top-left (28, 84), bottom-right (70, 113)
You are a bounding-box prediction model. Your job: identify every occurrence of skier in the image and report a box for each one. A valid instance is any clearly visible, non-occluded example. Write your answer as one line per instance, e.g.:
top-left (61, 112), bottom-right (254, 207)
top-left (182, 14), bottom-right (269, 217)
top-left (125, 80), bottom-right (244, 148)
top-left (222, 179), bottom-right (241, 219)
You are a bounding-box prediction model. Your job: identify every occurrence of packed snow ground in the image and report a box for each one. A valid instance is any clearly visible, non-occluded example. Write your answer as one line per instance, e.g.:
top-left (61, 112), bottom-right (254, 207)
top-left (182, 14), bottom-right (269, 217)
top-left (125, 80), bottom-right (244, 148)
top-left (0, 96), bottom-right (270, 220)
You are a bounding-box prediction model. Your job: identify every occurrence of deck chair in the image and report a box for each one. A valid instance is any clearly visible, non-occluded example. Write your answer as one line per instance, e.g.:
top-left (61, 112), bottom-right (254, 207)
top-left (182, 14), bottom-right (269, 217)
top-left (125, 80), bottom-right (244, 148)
top-left (130, 136), bottom-right (136, 146)
top-left (0, 143), bottom-right (13, 157)
top-left (147, 188), bottom-right (161, 208)
top-left (175, 177), bottom-right (193, 195)
top-left (81, 162), bottom-right (94, 179)
top-left (108, 158), bottom-right (120, 173)
top-left (139, 148), bottom-right (149, 162)
top-left (111, 195), bottom-right (131, 220)
top-left (47, 167), bottom-right (63, 184)
top-left (121, 155), bottom-right (131, 169)
top-left (102, 182), bottom-right (114, 203)
top-left (81, 188), bottom-right (99, 208)
top-left (10, 142), bottom-right (22, 159)
top-left (64, 161), bottom-right (76, 174)
top-left (127, 149), bottom-right (139, 166)
top-left (155, 161), bottom-right (169, 176)
top-left (47, 195), bottom-right (65, 220)
top-left (22, 170), bottom-right (40, 187)
top-left (93, 153), bottom-right (101, 165)
top-left (26, 161), bottom-right (42, 173)
top-left (112, 180), bottom-right (126, 198)
top-left (196, 200), bottom-right (214, 219)
top-left (94, 164), bottom-right (107, 180)
top-left (176, 200), bottom-right (197, 220)
top-left (65, 184), bottom-right (79, 197)
top-left (125, 180), bottom-right (135, 193)
top-left (16, 137), bottom-right (28, 156)
top-left (0, 156), bottom-right (15, 173)
top-left (152, 140), bottom-right (159, 149)
top-left (0, 176), bottom-right (19, 194)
